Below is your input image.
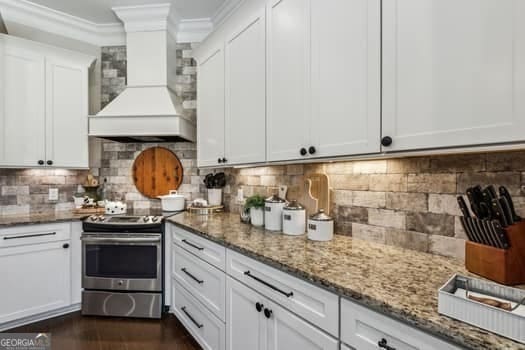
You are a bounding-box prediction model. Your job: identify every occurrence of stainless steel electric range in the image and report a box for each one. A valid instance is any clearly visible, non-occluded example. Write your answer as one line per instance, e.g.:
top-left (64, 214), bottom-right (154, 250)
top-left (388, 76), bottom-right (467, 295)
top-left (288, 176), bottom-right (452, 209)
top-left (81, 215), bottom-right (165, 319)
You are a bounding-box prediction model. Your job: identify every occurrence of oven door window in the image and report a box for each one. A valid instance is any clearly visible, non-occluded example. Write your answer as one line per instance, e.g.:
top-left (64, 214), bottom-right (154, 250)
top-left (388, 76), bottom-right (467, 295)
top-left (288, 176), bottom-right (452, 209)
top-left (85, 244), bottom-right (158, 279)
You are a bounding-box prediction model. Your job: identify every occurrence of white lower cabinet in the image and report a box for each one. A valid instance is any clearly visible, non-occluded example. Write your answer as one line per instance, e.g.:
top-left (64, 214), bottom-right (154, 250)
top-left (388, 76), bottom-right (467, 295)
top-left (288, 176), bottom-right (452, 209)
top-left (226, 276), bottom-right (338, 350)
top-left (0, 222), bottom-right (81, 329)
top-left (172, 279), bottom-right (226, 350)
top-left (0, 238), bottom-right (71, 324)
top-left (340, 298), bottom-right (459, 350)
top-left (172, 243), bottom-right (226, 321)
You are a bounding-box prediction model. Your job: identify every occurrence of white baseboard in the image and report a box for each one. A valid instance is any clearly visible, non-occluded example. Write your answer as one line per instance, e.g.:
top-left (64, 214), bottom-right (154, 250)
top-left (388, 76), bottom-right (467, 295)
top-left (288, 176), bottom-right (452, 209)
top-left (0, 304), bottom-right (81, 332)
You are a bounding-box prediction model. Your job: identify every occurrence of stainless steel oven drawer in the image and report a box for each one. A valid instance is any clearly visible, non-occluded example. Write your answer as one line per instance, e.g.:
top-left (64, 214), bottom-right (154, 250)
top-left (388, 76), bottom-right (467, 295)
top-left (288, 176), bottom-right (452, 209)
top-left (81, 290), bottom-right (162, 319)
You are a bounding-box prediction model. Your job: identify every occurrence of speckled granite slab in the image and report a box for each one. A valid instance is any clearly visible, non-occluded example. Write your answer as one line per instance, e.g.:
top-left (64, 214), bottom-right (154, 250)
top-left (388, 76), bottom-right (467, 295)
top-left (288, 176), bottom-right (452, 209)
top-left (0, 212), bottom-right (88, 228)
top-left (168, 212), bottom-right (525, 350)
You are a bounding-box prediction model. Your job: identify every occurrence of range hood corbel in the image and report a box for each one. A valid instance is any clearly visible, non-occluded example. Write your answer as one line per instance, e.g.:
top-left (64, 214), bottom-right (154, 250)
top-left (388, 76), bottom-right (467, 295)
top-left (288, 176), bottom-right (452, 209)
top-left (88, 3), bottom-right (196, 143)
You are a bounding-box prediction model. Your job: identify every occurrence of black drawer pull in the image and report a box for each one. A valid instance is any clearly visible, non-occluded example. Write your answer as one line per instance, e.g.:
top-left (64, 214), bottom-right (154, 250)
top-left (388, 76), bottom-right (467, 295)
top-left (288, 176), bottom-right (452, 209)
top-left (378, 338), bottom-right (396, 350)
top-left (181, 306), bottom-right (203, 328)
top-left (181, 268), bottom-right (204, 284)
top-left (244, 271), bottom-right (293, 298)
top-left (4, 232), bottom-right (56, 240)
top-left (181, 239), bottom-right (204, 251)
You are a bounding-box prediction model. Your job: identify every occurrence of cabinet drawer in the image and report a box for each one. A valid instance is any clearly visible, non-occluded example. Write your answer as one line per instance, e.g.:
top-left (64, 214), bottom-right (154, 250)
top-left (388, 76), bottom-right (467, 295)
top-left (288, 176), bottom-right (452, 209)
top-left (226, 249), bottom-right (339, 337)
top-left (341, 298), bottom-right (459, 350)
top-left (172, 280), bottom-right (225, 350)
top-left (172, 225), bottom-right (226, 271)
top-left (172, 243), bottom-right (226, 321)
top-left (0, 223), bottom-right (70, 248)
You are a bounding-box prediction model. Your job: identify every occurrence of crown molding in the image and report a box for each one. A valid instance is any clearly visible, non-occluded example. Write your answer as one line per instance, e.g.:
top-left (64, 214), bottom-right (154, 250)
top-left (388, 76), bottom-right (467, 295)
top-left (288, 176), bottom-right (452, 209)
top-left (177, 18), bottom-right (213, 43)
top-left (112, 3), bottom-right (171, 33)
top-left (0, 0), bottom-right (125, 46)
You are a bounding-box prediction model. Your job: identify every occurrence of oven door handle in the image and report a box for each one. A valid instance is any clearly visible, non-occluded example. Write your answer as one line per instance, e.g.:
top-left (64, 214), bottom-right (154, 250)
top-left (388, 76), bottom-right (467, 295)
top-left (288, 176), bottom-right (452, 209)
top-left (81, 237), bottom-right (161, 243)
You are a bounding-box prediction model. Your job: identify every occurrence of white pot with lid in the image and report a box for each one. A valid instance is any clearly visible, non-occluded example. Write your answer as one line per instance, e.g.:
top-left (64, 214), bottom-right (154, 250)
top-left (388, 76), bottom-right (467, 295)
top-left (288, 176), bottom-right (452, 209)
top-left (264, 194), bottom-right (286, 231)
top-left (157, 190), bottom-right (186, 212)
top-left (307, 209), bottom-right (334, 241)
top-left (282, 200), bottom-right (306, 235)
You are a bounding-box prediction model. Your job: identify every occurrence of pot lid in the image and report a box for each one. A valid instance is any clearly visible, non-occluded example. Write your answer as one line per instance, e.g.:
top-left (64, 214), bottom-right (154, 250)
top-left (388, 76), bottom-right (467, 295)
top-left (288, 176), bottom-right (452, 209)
top-left (283, 200), bottom-right (304, 211)
top-left (309, 209), bottom-right (333, 221)
top-left (158, 190), bottom-right (185, 199)
top-left (265, 194), bottom-right (286, 203)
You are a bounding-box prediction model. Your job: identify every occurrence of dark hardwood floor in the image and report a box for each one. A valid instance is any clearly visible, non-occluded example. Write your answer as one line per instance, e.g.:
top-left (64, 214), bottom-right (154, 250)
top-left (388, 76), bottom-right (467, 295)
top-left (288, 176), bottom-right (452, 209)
top-left (6, 312), bottom-right (202, 350)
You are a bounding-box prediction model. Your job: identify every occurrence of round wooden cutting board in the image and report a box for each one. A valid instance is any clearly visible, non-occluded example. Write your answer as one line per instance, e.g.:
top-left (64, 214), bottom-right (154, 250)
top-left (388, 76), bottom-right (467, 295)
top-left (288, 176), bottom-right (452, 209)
top-left (132, 147), bottom-right (183, 199)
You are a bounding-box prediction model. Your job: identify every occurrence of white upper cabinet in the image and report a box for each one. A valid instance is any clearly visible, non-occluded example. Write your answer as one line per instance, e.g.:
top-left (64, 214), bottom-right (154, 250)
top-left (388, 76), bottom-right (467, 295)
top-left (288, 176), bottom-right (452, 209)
top-left (267, 0), bottom-right (381, 161)
top-left (382, 0), bottom-right (525, 152)
top-left (0, 34), bottom-right (93, 169)
top-left (225, 8), bottom-right (267, 165)
top-left (45, 57), bottom-right (89, 168)
top-left (310, 0), bottom-right (381, 158)
top-left (266, 0), bottom-right (310, 162)
top-left (0, 43), bottom-right (46, 167)
top-left (197, 44), bottom-right (226, 167)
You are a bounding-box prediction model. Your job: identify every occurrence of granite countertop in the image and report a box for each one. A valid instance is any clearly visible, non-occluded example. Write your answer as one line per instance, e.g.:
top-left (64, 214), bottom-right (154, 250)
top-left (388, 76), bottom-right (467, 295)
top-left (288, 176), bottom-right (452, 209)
top-left (0, 211), bottom-right (89, 227)
top-left (168, 212), bottom-right (525, 350)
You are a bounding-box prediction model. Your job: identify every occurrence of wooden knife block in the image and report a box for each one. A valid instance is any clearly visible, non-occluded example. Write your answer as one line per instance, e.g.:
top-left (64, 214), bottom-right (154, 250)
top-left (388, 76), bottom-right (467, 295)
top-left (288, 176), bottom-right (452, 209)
top-left (465, 220), bottom-right (525, 285)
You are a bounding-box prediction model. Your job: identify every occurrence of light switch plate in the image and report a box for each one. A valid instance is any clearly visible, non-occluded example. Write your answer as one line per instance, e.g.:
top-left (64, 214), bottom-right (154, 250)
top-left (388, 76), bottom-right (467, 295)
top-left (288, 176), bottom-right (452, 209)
top-left (49, 188), bottom-right (59, 201)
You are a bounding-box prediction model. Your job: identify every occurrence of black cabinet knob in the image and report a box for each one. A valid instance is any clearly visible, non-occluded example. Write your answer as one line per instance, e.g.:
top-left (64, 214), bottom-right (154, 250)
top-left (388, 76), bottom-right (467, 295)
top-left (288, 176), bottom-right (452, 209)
top-left (255, 302), bottom-right (264, 312)
top-left (300, 148), bottom-right (307, 156)
top-left (47, 160), bottom-right (53, 166)
top-left (263, 308), bottom-right (272, 319)
top-left (62, 243), bottom-right (70, 249)
top-left (38, 160), bottom-right (44, 165)
top-left (218, 158), bottom-right (223, 164)
top-left (378, 338), bottom-right (396, 350)
top-left (308, 146), bottom-right (316, 155)
top-left (222, 157), bottom-right (227, 163)
top-left (381, 136), bottom-right (393, 147)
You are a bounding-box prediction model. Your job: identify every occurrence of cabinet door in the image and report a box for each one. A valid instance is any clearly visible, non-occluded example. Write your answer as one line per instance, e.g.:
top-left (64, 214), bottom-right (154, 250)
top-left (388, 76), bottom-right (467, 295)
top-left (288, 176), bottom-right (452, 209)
top-left (382, 0), bottom-right (525, 152)
top-left (310, 0), bottom-right (380, 157)
top-left (197, 44), bottom-right (225, 167)
top-left (225, 9), bottom-right (267, 165)
top-left (266, 298), bottom-right (338, 350)
top-left (266, 0), bottom-right (310, 161)
top-left (45, 58), bottom-right (89, 168)
top-left (0, 45), bottom-right (46, 167)
top-left (0, 241), bottom-right (71, 324)
top-left (226, 277), bottom-right (267, 350)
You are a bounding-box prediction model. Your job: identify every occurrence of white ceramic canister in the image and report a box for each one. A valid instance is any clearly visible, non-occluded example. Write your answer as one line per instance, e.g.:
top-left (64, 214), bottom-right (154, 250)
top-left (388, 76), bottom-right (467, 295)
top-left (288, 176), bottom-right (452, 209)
top-left (250, 207), bottom-right (264, 227)
top-left (264, 194), bottom-right (286, 231)
top-left (208, 188), bottom-right (223, 206)
top-left (282, 200), bottom-right (306, 235)
top-left (307, 209), bottom-right (334, 241)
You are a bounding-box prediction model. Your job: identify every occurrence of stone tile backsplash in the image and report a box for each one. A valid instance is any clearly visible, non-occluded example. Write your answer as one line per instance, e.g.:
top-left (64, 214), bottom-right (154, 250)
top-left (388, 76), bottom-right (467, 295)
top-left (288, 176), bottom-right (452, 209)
top-left (225, 151), bottom-right (525, 260)
top-left (0, 169), bottom-right (89, 216)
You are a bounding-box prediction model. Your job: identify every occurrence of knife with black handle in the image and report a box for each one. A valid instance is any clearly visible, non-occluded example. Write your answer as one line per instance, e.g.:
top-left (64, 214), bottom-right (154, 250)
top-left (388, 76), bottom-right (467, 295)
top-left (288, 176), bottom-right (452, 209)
top-left (499, 186), bottom-right (521, 222)
top-left (459, 217), bottom-right (475, 242)
top-left (466, 217), bottom-right (483, 243)
top-left (491, 220), bottom-right (510, 249)
top-left (457, 196), bottom-right (471, 218)
top-left (473, 218), bottom-right (495, 246)
top-left (499, 197), bottom-right (515, 226)
top-left (481, 219), bottom-right (499, 247)
top-left (486, 185), bottom-right (498, 200)
top-left (466, 187), bottom-right (486, 218)
top-left (491, 198), bottom-right (509, 227)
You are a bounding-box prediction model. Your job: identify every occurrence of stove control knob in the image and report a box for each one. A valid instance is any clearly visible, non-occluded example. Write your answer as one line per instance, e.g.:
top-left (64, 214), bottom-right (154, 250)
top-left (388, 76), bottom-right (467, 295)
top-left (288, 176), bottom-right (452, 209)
top-left (99, 216), bottom-right (105, 221)
top-left (90, 215), bottom-right (98, 222)
top-left (152, 216), bottom-right (159, 222)
top-left (143, 216), bottom-right (151, 223)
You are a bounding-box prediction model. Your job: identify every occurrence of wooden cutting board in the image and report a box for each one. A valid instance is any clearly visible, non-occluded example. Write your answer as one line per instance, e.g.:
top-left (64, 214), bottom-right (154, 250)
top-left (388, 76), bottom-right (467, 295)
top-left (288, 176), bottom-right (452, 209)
top-left (132, 147), bottom-right (183, 199)
top-left (301, 173), bottom-right (330, 215)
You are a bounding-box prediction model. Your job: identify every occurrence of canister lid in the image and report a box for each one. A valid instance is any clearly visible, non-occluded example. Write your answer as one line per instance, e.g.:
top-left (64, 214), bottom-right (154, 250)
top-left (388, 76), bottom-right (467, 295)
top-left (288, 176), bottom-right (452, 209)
top-left (265, 194), bottom-right (286, 203)
top-left (283, 200), bottom-right (304, 211)
top-left (309, 209), bottom-right (333, 221)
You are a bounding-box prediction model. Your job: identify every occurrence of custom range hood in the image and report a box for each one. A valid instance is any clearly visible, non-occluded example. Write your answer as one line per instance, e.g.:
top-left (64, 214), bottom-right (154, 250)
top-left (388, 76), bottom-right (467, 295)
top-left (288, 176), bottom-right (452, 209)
top-left (89, 3), bottom-right (196, 143)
